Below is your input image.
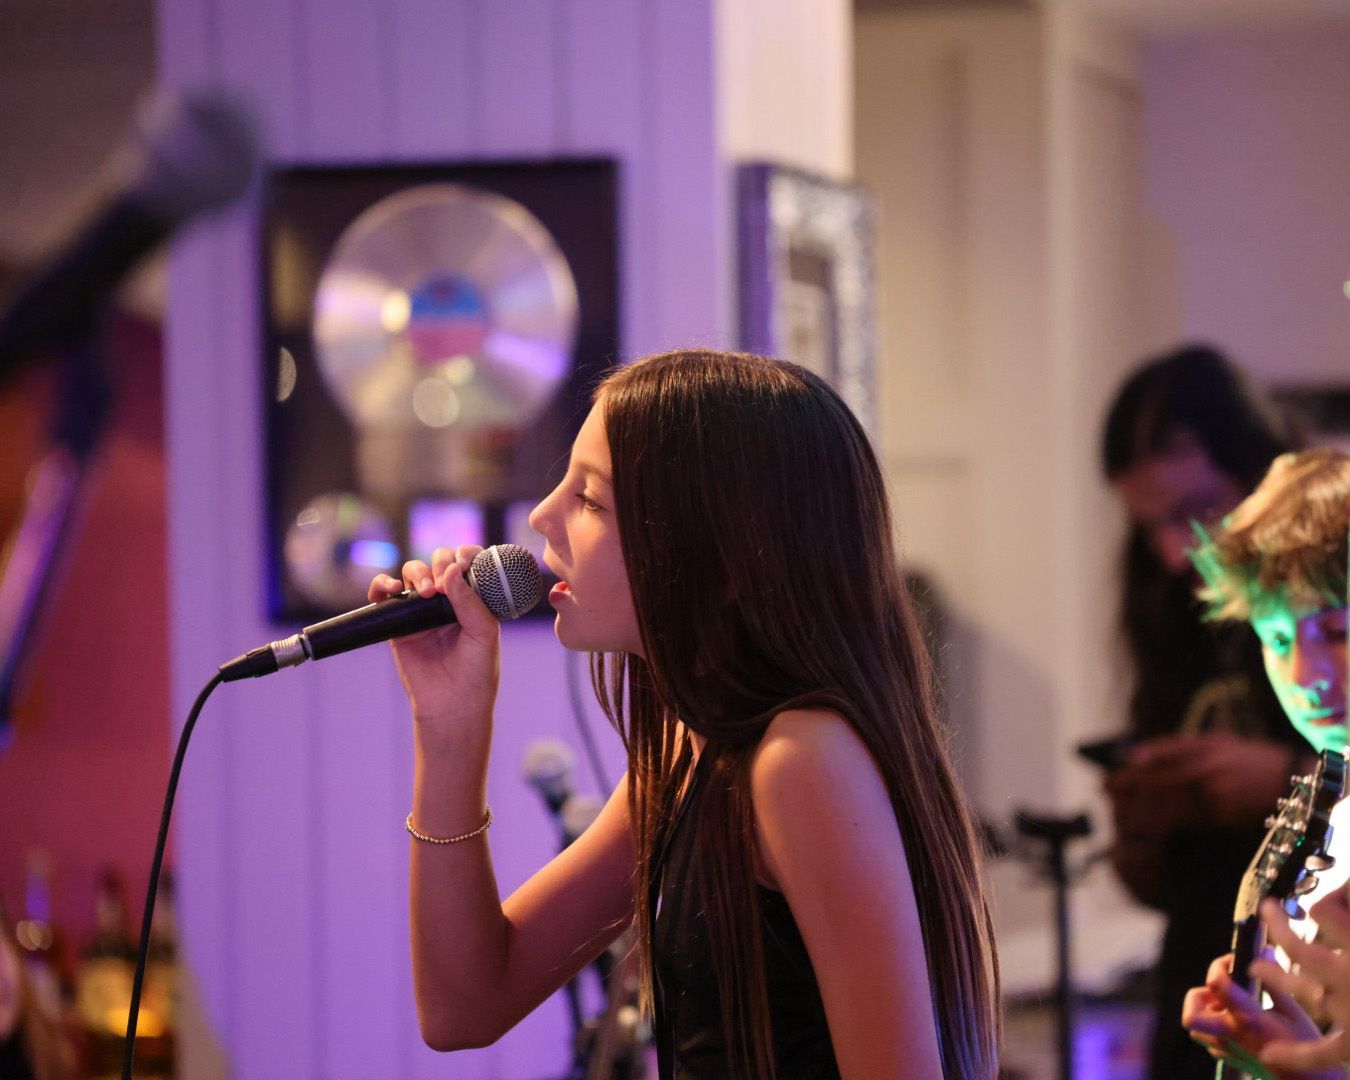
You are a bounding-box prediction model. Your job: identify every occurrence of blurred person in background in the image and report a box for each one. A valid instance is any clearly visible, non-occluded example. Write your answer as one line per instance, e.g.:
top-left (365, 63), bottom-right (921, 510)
top-left (1099, 344), bottom-right (1309, 1080)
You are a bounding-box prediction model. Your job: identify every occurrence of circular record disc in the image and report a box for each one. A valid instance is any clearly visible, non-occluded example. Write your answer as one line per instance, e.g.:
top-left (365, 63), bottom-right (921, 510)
top-left (313, 183), bottom-right (578, 434)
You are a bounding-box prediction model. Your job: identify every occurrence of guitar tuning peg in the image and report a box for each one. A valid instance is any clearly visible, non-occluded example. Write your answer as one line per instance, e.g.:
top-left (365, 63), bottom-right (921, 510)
top-left (1265, 815), bottom-right (1278, 829)
top-left (1307, 854), bottom-right (1336, 871)
top-left (1285, 898), bottom-right (1308, 920)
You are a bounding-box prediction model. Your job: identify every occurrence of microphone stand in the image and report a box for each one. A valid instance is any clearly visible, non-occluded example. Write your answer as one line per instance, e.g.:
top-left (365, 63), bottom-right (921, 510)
top-left (1014, 809), bottom-right (1093, 1080)
top-left (0, 334), bottom-right (113, 744)
top-left (522, 774), bottom-right (592, 1080)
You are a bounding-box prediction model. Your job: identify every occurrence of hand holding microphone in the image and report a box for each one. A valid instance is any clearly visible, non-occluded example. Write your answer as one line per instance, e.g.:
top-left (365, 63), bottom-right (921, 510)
top-left (221, 543), bottom-right (542, 748)
top-left (222, 543), bottom-right (541, 667)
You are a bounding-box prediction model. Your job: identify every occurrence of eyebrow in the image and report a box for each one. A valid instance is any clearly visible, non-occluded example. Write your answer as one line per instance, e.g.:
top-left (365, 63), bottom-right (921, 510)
top-left (575, 460), bottom-right (612, 486)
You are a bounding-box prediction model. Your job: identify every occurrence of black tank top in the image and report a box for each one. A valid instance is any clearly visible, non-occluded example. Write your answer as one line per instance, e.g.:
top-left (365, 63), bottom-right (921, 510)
top-left (650, 751), bottom-right (841, 1079)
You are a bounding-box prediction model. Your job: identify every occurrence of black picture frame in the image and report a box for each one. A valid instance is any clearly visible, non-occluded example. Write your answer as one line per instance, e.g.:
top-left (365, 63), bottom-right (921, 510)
top-left (261, 159), bottom-right (619, 623)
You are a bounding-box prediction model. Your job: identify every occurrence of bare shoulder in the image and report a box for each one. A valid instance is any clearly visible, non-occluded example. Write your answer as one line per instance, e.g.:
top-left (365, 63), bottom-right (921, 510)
top-left (751, 708), bottom-right (884, 800)
top-left (750, 708), bottom-right (909, 895)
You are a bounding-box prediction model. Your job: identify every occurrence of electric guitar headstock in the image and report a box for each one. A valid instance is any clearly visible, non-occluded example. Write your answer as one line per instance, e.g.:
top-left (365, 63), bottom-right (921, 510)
top-left (1216, 750), bottom-right (1344, 1080)
top-left (1230, 749), bottom-right (1345, 986)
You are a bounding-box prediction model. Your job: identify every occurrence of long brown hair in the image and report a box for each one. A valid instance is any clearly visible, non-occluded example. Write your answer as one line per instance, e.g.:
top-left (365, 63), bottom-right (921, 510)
top-left (589, 350), bottom-right (1000, 1078)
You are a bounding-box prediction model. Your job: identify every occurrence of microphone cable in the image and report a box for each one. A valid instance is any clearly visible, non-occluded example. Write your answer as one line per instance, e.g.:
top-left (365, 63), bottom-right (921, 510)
top-left (120, 670), bottom-right (223, 1080)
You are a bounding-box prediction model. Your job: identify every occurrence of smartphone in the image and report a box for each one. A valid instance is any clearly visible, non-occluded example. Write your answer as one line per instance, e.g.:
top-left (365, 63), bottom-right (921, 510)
top-left (1075, 735), bottom-right (1134, 771)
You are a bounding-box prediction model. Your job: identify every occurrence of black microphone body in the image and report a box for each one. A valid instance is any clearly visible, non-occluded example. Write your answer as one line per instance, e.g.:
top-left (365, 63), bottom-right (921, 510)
top-left (0, 90), bottom-right (259, 374)
top-left (220, 544), bottom-right (543, 681)
top-left (305, 590), bottom-right (457, 659)
top-left (0, 204), bottom-right (171, 360)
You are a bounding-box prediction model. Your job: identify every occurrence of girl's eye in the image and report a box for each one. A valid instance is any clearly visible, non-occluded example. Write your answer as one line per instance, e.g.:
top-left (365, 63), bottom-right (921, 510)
top-left (576, 493), bottom-right (602, 512)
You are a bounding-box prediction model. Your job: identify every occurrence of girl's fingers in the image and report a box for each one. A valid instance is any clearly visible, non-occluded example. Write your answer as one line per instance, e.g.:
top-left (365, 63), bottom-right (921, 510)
top-left (401, 559), bottom-right (436, 596)
top-left (433, 546), bottom-right (486, 591)
top-left (367, 573), bottom-right (406, 603)
top-left (430, 547), bottom-right (456, 583)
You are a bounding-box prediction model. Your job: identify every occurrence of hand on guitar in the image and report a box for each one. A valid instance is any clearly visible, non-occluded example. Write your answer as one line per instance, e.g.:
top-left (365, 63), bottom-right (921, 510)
top-left (1182, 952), bottom-right (1340, 1080)
top-left (1243, 889), bottom-right (1350, 1076)
top-left (1182, 750), bottom-right (1347, 1080)
top-left (1109, 733), bottom-right (1299, 832)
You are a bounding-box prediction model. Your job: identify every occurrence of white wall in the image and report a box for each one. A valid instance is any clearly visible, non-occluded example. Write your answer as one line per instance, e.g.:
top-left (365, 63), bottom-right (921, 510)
top-left (1143, 20), bottom-right (1350, 386)
top-left (156, 1), bottom-right (850, 1077)
top-left (855, 2), bottom-right (1164, 993)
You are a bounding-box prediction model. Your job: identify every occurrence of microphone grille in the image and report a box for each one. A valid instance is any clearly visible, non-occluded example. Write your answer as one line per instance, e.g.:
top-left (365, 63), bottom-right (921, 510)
top-left (126, 89), bottom-right (261, 223)
top-left (470, 544), bottom-right (544, 621)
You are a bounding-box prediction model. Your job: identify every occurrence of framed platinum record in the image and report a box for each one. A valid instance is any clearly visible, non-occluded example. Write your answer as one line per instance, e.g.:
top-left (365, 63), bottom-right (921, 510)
top-left (737, 163), bottom-right (877, 433)
top-left (262, 160), bottom-right (619, 622)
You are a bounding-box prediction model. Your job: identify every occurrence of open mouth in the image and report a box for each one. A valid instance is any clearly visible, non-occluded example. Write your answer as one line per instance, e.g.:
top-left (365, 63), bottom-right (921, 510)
top-left (1304, 708), bottom-right (1346, 726)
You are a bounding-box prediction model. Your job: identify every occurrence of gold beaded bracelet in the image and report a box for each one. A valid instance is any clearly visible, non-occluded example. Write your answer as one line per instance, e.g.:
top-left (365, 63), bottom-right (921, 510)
top-left (406, 806), bottom-right (493, 845)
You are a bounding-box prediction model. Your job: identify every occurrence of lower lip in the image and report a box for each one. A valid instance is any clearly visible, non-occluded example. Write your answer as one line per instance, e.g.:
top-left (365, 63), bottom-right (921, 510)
top-left (1306, 711), bottom-right (1346, 726)
top-left (549, 582), bottom-right (571, 604)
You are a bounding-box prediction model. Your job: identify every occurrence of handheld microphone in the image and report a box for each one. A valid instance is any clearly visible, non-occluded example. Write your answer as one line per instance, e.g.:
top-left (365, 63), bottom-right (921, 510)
top-left (0, 89), bottom-right (260, 375)
top-left (220, 544), bottom-right (543, 681)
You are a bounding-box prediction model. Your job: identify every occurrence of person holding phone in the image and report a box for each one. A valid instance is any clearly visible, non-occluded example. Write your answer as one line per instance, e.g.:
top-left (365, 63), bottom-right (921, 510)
top-left (1099, 345), bottom-right (1307, 1080)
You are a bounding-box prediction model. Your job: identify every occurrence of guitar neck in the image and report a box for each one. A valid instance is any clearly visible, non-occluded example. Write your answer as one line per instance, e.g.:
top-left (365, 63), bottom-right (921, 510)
top-left (1229, 913), bottom-right (1264, 991)
top-left (1216, 911), bottom-right (1267, 1078)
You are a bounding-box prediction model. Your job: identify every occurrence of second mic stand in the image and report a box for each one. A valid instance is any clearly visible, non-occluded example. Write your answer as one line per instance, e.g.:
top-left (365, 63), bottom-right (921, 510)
top-left (1013, 809), bottom-right (1093, 1080)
